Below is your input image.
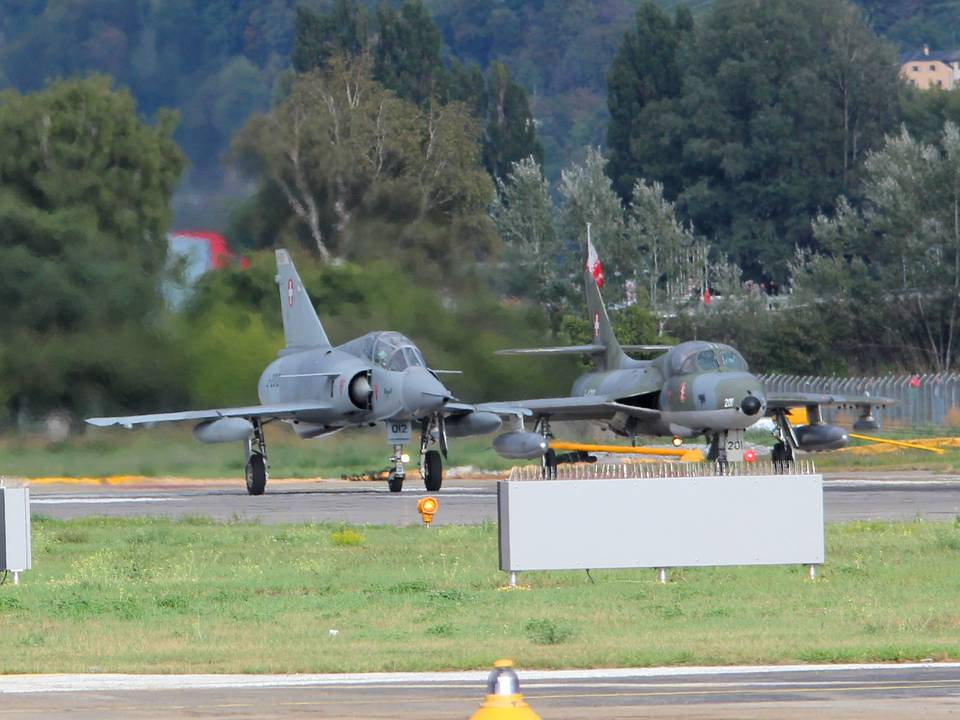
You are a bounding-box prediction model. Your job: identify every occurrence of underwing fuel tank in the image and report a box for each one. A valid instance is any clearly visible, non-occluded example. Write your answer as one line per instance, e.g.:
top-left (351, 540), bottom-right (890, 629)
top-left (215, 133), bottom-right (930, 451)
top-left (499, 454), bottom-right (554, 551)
top-left (445, 412), bottom-right (502, 438)
top-left (193, 418), bottom-right (254, 444)
top-left (493, 431), bottom-right (548, 459)
top-left (795, 424), bottom-right (849, 451)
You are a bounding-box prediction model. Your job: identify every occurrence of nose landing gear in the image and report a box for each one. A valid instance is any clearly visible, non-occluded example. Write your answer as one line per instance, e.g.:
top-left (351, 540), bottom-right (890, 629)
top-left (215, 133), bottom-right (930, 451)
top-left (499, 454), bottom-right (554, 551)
top-left (418, 413), bottom-right (445, 492)
top-left (387, 444), bottom-right (408, 492)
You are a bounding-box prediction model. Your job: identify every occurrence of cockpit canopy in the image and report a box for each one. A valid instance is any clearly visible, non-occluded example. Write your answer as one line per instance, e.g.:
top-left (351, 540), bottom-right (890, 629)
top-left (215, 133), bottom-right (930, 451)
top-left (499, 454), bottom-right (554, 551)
top-left (667, 341), bottom-right (749, 375)
top-left (341, 331), bottom-right (427, 372)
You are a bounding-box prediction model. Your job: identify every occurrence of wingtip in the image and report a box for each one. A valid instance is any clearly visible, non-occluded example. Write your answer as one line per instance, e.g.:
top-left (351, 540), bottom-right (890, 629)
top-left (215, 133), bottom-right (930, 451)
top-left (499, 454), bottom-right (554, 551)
top-left (275, 248), bottom-right (290, 265)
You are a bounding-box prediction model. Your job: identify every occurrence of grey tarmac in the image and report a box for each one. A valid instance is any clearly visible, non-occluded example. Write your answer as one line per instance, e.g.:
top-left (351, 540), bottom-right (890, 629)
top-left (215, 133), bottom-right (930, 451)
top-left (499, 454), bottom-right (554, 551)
top-left (1, 664), bottom-right (959, 719)
top-left (22, 470), bottom-right (960, 525)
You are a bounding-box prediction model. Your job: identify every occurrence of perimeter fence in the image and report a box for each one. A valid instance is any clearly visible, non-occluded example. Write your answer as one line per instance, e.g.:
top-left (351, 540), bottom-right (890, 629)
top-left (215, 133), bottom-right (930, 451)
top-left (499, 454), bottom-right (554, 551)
top-left (760, 372), bottom-right (960, 427)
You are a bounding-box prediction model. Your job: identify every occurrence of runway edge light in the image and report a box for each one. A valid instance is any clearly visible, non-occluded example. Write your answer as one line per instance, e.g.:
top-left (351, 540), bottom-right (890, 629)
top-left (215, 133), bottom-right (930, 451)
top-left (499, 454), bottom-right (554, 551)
top-left (469, 659), bottom-right (541, 720)
top-left (417, 496), bottom-right (439, 526)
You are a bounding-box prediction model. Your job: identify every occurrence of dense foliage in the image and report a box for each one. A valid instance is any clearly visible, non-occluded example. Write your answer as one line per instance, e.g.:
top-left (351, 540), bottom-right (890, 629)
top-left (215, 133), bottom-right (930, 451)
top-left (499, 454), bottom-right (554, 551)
top-left (0, 76), bottom-right (186, 419)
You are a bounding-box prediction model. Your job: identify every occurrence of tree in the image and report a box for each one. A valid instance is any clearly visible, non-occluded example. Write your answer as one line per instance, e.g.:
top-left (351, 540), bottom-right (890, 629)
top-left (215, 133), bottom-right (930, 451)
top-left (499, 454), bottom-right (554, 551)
top-left (491, 156), bottom-right (560, 315)
top-left (374, 0), bottom-right (444, 107)
top-left (482, 61), bottom-right (544, 179)
top-left (0, 76), bottom-right (185, 419)
top-left (605, 1), bottom-right (688, 200)
top-left (557, 147), bottom-right (628, 305)
top-left (292, 1), bottom-right (369, 74)
top-left (620, 0), bottom-right (901, 279)
top-left (231, 57), bottom-right (495, 274)
top-left (804, 123), bottom-right (960, 372)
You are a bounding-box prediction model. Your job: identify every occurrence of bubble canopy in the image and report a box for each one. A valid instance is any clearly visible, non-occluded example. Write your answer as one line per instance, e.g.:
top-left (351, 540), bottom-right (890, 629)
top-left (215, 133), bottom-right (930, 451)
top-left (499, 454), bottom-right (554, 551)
top-left (668, 341), bottom-right (749, 375)
top-left (341, 331), bottom-right (427, 372)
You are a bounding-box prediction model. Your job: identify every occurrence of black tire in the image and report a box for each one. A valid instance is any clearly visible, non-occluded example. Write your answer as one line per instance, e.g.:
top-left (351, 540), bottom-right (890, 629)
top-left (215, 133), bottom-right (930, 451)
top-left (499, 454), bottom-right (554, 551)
top-left (387, 472), bottom-right (404, 493)
top-left (772, 442), bottom-right (785, 462)
top-left (423, 450), bottom-right (443, 492)
top-left (245, 452), bottom-right (267, 496)
top-left (543, 448), bottom-right (558, 478)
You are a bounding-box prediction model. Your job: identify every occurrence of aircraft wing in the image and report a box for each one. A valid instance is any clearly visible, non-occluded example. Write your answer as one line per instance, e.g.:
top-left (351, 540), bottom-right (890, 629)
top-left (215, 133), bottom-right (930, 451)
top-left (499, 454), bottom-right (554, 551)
top-left (86, 401), bottom-right (333, 428)
top-left (765, 392), bottom-right (894, 411)
top-left (496, 344), bottom-right (671, 356)
top-left (498, 396), bottom-right (661, 422)
top-left (444, 402), bottom-right (533, 418)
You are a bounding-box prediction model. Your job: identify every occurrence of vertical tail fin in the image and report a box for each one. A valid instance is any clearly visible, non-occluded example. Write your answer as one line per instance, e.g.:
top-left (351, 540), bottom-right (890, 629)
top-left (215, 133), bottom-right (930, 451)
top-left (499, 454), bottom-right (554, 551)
top-left (275, 249), bottom-right (331, 350)
top-left (584, 226), bottom-right (629, 371)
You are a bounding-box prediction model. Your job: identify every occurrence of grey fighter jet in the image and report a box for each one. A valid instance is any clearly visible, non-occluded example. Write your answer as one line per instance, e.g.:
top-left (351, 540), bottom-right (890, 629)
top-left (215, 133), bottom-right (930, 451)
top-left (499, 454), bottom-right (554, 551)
top-left (492, 237), bottom-right (889, 468)
top-left (88, 250), bottom-right (515, 494)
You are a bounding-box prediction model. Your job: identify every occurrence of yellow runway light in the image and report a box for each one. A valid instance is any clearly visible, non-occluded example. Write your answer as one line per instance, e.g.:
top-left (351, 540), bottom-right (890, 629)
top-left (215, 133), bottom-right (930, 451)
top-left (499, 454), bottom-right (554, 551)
top-left (416, 496), bottom-right (439, 525)
top-left (470, 659), bottom-right (541, 720)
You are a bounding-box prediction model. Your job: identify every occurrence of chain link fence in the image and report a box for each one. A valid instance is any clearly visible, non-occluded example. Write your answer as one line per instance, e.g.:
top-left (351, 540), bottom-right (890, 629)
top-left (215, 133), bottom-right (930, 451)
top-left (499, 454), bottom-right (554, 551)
top-left (760, 373), bottom-right (960, 428)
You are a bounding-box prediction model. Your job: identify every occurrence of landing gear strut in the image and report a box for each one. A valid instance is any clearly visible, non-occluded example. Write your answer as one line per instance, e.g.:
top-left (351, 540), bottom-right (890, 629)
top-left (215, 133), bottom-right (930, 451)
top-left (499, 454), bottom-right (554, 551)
top-left (244, 420), bottom-right (268, 495)
top-left (418, 414), bottom-right (445, 492)
top-left (388, 444), bottom-right (406, 492)
top-left (707, 431), bottom-right (729, 475)
top-left (772, 411), bottom-right (797, 472)
top-left (535, 417), bottom-right (557, 477)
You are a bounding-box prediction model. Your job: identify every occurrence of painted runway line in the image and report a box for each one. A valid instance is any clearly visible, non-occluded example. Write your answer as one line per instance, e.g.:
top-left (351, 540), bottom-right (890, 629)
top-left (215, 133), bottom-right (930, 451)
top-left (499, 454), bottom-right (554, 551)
top-left (3, 662), bottom-right (959, 693)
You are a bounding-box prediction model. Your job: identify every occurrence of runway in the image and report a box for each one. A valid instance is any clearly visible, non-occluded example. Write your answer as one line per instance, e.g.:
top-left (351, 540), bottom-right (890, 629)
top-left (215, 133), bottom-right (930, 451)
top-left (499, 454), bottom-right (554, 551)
top-left (23, 471), bottom-right (960, 524)
top-left (1, 663), bottom-right (958, 718)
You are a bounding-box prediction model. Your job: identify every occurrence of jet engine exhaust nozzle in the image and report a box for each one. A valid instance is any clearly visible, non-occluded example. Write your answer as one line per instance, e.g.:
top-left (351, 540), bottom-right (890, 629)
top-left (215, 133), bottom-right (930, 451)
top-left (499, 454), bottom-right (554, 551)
top-left (348, 372), bottom-right (373, 409)
top-left (741, 395), bottom-right (762, 416)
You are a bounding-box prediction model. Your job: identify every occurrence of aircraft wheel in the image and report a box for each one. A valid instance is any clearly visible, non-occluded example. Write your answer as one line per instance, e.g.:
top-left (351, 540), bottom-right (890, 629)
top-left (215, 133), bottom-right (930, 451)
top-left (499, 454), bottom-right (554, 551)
top-left (423, 450), bottom-right (443, 492)
top-left (245, 452), bottom-right (268, 496)
top-left (387, 472), bottom-right (404, 493)
top-left (773, 442), bottom-right (792, 463)
top-left (543, 448), bottom-right (558, 477)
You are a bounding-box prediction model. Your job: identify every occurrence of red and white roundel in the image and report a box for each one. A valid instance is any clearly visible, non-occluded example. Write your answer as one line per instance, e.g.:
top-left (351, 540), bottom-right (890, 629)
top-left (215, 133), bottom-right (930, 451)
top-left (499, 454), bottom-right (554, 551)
top-left (287, 279), bottom-right (295, 306)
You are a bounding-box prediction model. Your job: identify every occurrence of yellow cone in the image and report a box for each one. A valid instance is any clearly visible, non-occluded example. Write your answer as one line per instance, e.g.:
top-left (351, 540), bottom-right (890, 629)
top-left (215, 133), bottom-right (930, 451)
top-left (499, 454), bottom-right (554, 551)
top-left (469, 659), bottom-right (541, 720)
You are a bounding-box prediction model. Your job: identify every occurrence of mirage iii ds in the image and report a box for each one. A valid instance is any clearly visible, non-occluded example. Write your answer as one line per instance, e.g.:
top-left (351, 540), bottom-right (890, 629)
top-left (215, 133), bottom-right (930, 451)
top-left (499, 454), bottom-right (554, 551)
top-left (492, 234), bottom-right (890, 468)
top-left (88, 250), bottom-right (517, 495)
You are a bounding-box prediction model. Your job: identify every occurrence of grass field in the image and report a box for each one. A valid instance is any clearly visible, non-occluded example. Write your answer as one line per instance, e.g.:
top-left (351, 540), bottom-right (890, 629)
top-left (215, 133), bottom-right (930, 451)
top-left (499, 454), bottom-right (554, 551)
top-left (1, 517), bottom-right (958, 673)
top-left (0, 426), bottom-right (517, 479)
top-left (2, 426), bottom-right (959, 479)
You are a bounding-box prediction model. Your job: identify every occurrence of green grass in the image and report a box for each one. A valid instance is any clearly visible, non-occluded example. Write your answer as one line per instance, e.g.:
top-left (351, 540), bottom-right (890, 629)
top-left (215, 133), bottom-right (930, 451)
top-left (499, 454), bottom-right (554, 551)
top-left (0, 426), bottom-right (516, 479)
top-left (1, 517), bottom-right (958, 673)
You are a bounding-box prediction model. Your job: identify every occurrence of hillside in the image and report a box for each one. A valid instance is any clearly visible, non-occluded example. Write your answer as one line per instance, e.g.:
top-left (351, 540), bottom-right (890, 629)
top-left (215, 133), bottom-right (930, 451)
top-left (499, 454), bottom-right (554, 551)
top-left (0, 0), bottom-right (953, 227)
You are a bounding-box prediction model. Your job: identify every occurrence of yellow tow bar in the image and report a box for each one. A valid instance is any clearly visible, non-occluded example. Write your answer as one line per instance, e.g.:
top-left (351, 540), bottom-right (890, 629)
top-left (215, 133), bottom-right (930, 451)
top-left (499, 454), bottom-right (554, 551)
top-left (549, 441), bottom-right (704, 462)
top-left (848, 433), bottom-right (946, 454)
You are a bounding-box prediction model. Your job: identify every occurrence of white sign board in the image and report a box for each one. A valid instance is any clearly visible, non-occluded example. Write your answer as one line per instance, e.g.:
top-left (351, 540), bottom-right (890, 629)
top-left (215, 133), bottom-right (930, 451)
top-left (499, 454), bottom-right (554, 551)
top-left (0, 487), bottom-right (32, 572)
top-left (498, 474), bottom-right (823, 572)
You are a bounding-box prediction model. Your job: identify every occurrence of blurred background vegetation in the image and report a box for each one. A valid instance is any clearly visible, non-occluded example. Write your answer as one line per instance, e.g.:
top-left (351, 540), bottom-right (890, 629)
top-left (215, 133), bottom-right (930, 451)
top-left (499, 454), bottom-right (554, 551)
top-left (3, 0), bottom-right (960, 435)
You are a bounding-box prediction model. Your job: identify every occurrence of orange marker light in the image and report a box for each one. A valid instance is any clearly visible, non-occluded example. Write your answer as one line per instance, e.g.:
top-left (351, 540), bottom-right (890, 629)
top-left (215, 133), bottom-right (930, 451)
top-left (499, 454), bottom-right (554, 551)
top-left (417, 496), bottom-right (439, 526)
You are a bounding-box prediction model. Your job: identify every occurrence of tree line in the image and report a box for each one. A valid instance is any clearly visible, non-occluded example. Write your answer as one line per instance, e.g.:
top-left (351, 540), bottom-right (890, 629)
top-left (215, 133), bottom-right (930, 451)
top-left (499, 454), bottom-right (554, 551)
top-left (6, 0), bottom-right (960, 427)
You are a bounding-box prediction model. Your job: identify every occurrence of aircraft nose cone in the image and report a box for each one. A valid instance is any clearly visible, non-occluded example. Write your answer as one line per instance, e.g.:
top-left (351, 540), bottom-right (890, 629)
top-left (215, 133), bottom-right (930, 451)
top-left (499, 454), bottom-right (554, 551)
top-left (402, 368), bottom-right (451, 415)
top-left (741, 394), bottom-right (762, 416)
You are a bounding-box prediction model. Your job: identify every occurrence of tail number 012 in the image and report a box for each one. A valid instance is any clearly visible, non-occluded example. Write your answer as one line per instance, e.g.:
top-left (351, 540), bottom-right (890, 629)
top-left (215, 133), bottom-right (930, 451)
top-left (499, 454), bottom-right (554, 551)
top-left (387, 421), bottom-right (412, 444)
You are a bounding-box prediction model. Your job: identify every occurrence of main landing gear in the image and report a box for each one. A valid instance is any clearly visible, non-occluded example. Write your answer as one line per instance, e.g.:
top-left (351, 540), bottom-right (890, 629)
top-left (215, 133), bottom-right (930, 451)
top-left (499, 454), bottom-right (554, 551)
top-left (771, 410), bottom-right (797, 472)
top-left (244, 419), bottom-right (269, 495)
top-left (536, 417), bottom-right (558, 477)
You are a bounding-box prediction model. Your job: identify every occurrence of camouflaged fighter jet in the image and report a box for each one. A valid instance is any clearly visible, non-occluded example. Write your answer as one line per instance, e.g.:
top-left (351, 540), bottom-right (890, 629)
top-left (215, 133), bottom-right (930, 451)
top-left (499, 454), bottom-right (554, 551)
top-left (87, 250), bottom-right (520, 495)
top-left (491, 236), bottom-right (890, 468)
